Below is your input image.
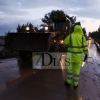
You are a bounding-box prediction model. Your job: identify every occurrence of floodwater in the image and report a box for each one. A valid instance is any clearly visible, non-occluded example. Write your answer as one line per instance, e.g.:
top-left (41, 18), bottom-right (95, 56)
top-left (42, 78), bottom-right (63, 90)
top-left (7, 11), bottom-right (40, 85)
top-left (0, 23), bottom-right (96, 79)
top-left (0, 39), bottom-right (100, 100)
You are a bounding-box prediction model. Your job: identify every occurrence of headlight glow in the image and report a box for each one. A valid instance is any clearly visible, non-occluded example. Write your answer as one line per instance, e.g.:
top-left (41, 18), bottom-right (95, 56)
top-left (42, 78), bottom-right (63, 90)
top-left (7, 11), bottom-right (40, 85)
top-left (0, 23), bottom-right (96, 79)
top-left (61, 40), bottom-right (64, 44)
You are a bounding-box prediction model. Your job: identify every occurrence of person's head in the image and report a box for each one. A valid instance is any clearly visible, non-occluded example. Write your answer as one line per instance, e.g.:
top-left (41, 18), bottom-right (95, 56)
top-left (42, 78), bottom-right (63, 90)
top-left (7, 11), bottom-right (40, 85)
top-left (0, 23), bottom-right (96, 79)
top-left (73, 25), bottom-right (83, 35)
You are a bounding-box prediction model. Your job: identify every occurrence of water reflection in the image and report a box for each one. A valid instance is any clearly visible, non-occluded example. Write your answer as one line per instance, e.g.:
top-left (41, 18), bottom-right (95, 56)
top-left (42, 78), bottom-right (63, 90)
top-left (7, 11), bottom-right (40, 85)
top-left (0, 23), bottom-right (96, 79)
top-left (5, 58), bottom-right (38, 88)
top-left (88, 37), bottom-right (92, 49)
top-left (66, 87), bottom-right (83, 100)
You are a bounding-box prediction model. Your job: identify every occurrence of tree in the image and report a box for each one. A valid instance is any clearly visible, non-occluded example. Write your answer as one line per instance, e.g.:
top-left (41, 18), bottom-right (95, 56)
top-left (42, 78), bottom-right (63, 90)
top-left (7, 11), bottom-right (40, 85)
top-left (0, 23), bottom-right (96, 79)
top-left (41, 10), bottom-right (66, 25)
top-left (90, 25), bottom-right (100, 39)
top-left (69, 16), bottom-right (76, 24)
top-left (41, 10), bottom-right (76, 29)
top-left (17, 24), bottom-right (26, 32)
top-left (98, 25), bottom-right (100, 33)
top-left (16, 23), bottom-right (37, 33)
top-left (40, 10), bottom-right (66, 29)
top-left (16, 24), bottom-right (21, 32)
top-left (41, 10), bottom-right (65, 27)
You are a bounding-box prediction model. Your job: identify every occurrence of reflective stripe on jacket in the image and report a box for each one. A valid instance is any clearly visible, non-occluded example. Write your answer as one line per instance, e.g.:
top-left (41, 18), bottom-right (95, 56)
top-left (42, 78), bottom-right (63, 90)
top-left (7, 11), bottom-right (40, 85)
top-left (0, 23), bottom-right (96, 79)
top-left (64, 25), bottom-right (88, 62)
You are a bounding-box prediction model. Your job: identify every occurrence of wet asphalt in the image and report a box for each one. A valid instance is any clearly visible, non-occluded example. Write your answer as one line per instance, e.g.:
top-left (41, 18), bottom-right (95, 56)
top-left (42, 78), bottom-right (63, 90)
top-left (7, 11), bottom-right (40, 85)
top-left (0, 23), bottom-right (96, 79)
top-left (0, 39), bottom-right (100, 100)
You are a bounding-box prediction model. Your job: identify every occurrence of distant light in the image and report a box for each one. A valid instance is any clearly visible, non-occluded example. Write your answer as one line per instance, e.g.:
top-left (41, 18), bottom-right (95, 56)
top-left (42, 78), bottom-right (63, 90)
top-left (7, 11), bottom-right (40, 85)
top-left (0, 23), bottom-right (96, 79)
top-left (62, 54), bottom-right (66, 57)
top-left (45, 26), bottom-right (48, 30)
top-left (66, 26), bottom-right (67, 30)
top-left (61, 40), bottom-right (64, 44)
top-left (54, 40), bottom-right (56, 42)
top-left (26, 26), bottom-right (30, 30)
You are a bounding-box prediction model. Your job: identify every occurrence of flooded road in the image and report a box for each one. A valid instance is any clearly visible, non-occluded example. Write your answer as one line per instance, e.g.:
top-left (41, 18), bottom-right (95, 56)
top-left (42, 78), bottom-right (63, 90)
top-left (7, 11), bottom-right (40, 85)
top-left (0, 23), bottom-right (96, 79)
top-left (0, 39), bottom-right (100, 100)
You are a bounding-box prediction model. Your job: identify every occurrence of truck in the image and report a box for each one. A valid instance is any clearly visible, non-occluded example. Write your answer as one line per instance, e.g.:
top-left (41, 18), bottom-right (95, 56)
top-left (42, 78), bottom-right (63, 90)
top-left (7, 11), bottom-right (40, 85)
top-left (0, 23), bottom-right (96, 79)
top-left (4, 17), bottom-right (74, 61)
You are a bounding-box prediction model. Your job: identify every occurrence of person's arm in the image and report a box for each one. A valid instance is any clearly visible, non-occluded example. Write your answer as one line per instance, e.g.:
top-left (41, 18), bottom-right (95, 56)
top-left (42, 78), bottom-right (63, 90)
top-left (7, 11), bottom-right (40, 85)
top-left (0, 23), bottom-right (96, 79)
top-left (83, 36), bottom-right (88, 61)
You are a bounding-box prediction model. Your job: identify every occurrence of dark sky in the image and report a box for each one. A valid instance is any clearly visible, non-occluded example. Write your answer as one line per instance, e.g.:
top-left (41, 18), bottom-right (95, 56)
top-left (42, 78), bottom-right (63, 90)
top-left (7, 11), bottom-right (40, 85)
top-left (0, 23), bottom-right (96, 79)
top-left (0, 0), bottom-right (100, 35)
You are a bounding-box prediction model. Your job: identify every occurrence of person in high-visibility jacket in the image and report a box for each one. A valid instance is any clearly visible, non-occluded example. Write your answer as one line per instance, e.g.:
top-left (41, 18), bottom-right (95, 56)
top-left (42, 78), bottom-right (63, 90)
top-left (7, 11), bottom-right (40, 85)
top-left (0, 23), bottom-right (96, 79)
top-left (64, 25), bottom-right (88, 87)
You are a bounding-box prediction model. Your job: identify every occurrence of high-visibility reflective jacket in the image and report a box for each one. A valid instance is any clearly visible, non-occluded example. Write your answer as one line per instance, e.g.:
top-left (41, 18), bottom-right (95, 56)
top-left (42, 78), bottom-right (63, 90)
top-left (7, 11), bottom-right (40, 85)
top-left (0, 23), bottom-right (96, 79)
top-left (64, 25), bottom-right (88, 62)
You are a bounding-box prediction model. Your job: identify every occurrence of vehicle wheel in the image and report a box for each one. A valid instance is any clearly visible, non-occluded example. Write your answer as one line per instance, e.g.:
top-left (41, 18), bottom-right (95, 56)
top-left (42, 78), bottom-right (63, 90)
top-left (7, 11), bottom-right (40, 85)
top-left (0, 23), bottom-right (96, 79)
top-left (49, 42), bottom-right (62, 52)
top-left (19, 51), bottom-right (32, 61)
